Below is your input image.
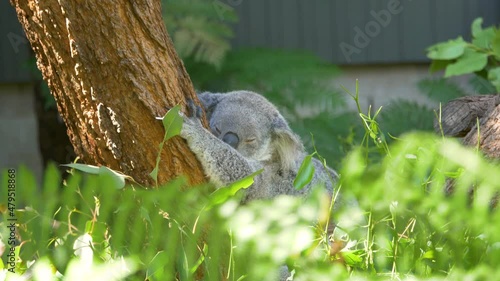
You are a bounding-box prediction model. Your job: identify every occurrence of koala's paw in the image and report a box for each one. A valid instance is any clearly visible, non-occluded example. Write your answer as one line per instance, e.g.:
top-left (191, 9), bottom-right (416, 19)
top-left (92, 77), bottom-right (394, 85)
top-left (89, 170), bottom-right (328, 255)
top-left (187, 99), bottom-right (204, 119)
top-left (179, 99), bottom-right (204, 139)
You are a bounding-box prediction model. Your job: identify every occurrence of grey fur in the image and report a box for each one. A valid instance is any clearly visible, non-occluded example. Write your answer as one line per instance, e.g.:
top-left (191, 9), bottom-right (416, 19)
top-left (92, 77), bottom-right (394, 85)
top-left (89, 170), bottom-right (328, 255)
top-left (179, 90), bottom-right (338, 202)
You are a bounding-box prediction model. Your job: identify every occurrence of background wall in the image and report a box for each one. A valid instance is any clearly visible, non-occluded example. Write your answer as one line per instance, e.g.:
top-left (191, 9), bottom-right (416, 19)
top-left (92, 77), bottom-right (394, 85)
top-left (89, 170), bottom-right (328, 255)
top-left (231, 0), bottom-right (500, 64)
top-left (229, 0), bottom-right (499, 110)
top-left (0, 1), bottom-right (42, 182)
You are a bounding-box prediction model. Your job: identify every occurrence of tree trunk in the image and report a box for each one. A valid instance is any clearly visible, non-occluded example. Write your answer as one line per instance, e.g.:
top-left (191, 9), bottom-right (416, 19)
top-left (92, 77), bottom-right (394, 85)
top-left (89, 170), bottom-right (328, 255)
top-left (10, 0), bottom-right (206, 186)
top-left (436, 95), bottom-right (500, 159)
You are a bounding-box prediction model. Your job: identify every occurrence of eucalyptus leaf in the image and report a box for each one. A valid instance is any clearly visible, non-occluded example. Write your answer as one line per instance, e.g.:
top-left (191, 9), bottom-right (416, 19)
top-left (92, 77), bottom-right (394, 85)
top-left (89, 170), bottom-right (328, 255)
top-left (206, 169), bottom-right (263, 209)
top-left (62, 163), bottom-right (100, 174)
top-left (98, 166), bottom-right (127, 189)
top-left (61, 163), bottom-right (127, 189)
top-left (293, 154), bottom-right (315, 190)
top-left (161, 105), bottom-right (183, 141)
top-left (149, 166), bottom-right (159, 182)
top-left (151, 105), bottom-right (184, 183)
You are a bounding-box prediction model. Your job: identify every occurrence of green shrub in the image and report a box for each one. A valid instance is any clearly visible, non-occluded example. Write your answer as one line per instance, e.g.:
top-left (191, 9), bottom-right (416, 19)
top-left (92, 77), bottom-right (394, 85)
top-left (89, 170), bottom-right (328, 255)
top-left (2, 126), bottom-right (500, 280)
top-left (426, 18), bottom-right (500, 92)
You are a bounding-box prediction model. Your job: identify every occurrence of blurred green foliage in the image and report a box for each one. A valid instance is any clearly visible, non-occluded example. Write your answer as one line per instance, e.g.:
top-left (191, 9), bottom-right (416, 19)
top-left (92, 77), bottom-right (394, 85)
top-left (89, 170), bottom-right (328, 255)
top-left (379, 17), bottom-right (499, 144)
top-left (2, 129), bottom-right (500, 280)
top-left (379, 100), bottom-right (435, 137)
top-left (426, 18), bottom-right (500, 92)
top-left (162, 0), bottom-right (237, 68)
top-left (338, 133), bottom-right (500, 279)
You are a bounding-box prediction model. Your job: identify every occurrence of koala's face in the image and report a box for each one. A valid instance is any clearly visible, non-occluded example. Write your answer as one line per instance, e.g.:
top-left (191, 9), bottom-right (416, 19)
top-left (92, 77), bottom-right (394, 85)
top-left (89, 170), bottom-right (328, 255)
top-left (207, 92), bottom-right (279, 161)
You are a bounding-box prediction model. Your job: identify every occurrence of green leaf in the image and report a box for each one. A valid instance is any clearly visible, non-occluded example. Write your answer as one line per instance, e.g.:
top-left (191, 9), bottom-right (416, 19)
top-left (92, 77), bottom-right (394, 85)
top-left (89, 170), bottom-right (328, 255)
top-left (421, 250), bottom-right (434, 260)
top-left (293, 154), bottom-right (315, 190)
top-left (472, 26), bottom-right (496, 49)
top-left (146, 251), bottom-right (168, 280)
top-left (178, 244), bottom-right (190, 281)
top-left (471, 18), bottom-right (484, 37)
top-left (471, 18), bottom-right (498, 50)
top-left (206, 169), bottom-right (263, 209)
top-left (161, 105), bottom-right (183, 141)
top-left (61, 163), bottom-right (127, 189)
top-left (189, 244), bottom-right (208, 274)
top-left (488, 67), bottom-right (500, 92)
top-left (85, 221), bottom-right (92, 233)
top-left (62, 163), bottom-right (100, 174)
top-left (469, 76), bottom-right (496, 94)
top-left (444, 49), bottom-right (488, 77)
top-left (98, 166), bottom-right (126, 189)
top-left (427, 37), bottom-right (467, 60)
top-left (149, 166), bottom-right (159, 182)
top-left (140, 206), bottom-right (153, 227)
top-left (342, 250), bottom-right (363, 267)
top-left (150, 105), bottom-right (184, 183)
top-left (417, 78), bottom-right (466, 102)
top-left (492, 30), bottom-right (500, 59)
top-left (380, 99), bottom-right (434, 137)
top-left (429, 60), bottom-right (452, 73)
top-left (15, 208), bottom-right (38, 225)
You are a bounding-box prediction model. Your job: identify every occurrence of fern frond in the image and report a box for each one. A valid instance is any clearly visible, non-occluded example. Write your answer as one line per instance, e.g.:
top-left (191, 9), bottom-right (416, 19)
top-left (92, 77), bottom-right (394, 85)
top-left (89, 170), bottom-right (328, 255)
top-left (379, 99), bottom-right (435, 138)
top-left (469, 75), bottom-right (497, 94)
top-left (163, 0), bottom-right (237, 67)
top-left (418, 78), bottom-right (467, 103)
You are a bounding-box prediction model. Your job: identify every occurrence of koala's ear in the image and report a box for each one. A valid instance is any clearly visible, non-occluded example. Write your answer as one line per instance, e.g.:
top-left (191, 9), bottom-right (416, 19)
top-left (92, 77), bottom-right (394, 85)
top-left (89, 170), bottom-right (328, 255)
top-left (197, 92), bottom-right (225, 118)
top-left (271, 117), bottom-right (304, 171)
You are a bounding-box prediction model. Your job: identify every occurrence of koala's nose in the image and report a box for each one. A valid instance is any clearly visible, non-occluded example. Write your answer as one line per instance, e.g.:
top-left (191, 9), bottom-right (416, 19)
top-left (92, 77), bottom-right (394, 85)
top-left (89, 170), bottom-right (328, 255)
top-left (222, 132), bottom-right (239, 148)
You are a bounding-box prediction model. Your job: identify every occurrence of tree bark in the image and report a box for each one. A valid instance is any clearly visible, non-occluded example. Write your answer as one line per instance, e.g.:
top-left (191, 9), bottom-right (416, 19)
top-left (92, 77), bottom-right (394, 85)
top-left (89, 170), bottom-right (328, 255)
top-left (436, 95), bottom-right (500, 159)
top-left (462, 104), bottom-right (500, 159)
top-left (435, 95), bottom-right (500, 138)
top-left (11, 0), bottom-right (206, 186)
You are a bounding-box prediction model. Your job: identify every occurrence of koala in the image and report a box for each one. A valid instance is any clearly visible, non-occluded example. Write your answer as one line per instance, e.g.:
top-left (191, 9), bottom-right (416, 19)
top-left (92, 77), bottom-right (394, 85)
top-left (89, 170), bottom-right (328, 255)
top-left (178, 90), bottom-right (338, 202)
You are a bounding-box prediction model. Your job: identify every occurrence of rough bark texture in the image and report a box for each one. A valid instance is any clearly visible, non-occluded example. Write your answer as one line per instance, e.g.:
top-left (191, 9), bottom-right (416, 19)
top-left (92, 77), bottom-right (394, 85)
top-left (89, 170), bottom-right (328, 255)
top-left (437, 95), bottom-right (500, 210)
top-left (462, 104), bottom-right (500, 159)
top-left (435, 95), bottom-right (500, 138)
top-left (437, 95), bottom-right (500, 159)
top-left (11, 0), bottom-right (206, 186)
